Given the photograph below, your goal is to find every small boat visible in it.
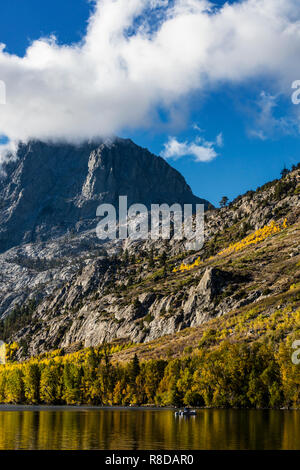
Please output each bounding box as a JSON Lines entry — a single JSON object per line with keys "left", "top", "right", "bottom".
{"left": 175, "top": 407, "right": 196, "bottom": 416}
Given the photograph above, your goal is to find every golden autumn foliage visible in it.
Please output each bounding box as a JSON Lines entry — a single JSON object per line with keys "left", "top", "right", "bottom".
{"left": 0, "top": 336, "right": 299, "bottom": 408}
{"left": 217, "top": 219, "right": 287, "bottom": 256}
{"left": 0, "top": 216, "right": 298, "bottom": 408}
{"left": 173, "top": 219, "right": 288, "bottom": 273}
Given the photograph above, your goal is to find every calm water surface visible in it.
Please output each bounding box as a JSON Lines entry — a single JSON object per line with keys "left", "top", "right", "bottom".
{"left": 0, "top": 407, "right": 299, "bottom": 450}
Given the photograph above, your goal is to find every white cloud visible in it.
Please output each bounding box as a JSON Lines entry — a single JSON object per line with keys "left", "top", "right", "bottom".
{"left": 162, "top": 132, "right": 220, "bottom": 162}
{"left": 0, "top": 0, "right": 300, "bottom": 148}
{"left": 0, "top": 139, "right": 18, "bottom": 166}
{"left": 162, "top": 138, "right": 191, "bottom": 160}
{"left": 192, "top": 123, "right": 204, "bottom": 132}
{"left": 248, "top": 91, "right": 297, "bottom": 139}
{"left": 216, "top": 132, "right": 223, "bottom": 147}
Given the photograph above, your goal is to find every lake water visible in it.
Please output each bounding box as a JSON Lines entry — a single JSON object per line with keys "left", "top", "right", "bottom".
{"left": 0, "top": 407, "right": 299, "bottom": 450}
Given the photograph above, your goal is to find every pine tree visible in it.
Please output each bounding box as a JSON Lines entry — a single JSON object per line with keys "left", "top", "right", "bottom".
{"left": 130, "top": 354, "right": 140, "bottom": 384}
{"left": 148, "top": 248, "right": 154, "bottom": 268}
{"left": 123, "top": 249, "right": 129, "bottom": 265}
{"left": 280, "top": 166, "right": 289, "bottom": 178}
{"left": 220, "top": 196, "right": 229, "bottom": 208}
{"left": 23, "top": 362, "right": 40, "bottom": 404}
{"left": 160, "top": 251, "right": 167, "bottom": 266}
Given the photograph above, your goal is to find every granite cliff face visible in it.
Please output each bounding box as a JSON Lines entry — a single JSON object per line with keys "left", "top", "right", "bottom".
{"left": 0, "top": 139, "right": 299, "bottom": 359}
{"left": 0, "top": 138, "right": 210, "bottom": 253}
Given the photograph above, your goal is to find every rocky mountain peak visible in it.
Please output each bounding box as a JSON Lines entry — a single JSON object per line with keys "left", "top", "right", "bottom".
{"left": 0, "top": 138, "right": 212, "bottom": 253}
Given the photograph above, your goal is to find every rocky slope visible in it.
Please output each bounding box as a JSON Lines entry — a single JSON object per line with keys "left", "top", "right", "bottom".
{"left": 0, "top": 161, "right": 299, "bottom": 358}
{"left": 0, "top": 137, "right": 211, "bottom": 321}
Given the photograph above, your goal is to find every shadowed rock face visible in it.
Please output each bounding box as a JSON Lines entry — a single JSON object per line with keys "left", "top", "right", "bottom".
{"left": 0, "top": 138, "right": 212, "bottom": 253}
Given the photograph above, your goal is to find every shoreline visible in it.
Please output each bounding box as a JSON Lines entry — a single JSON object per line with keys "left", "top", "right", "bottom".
{"left": 0, "top": 404, "right": 173, "bottom": 412}
{"left": 0, "top": 404, "right": 299, "bottom": 412}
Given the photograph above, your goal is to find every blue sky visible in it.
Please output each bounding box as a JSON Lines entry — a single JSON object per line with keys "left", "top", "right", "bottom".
{"left": 0, "top": 0, "right": 300, "bottom": 206}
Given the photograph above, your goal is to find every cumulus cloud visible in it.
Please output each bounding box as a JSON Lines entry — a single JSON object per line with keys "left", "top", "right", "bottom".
{"left": 0, "top": 0, "right": 300, "bottom": 149}
{"left": 162, "top": 131, "right": 222, "bottom": 162}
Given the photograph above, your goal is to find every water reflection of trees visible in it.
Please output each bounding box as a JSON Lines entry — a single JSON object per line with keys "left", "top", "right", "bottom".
{"left": 0, "top": 409, "right": 299, "bottom": 450}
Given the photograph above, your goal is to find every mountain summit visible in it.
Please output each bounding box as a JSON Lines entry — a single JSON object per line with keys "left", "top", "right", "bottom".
{"left": 0, "top": 138, "right": 212, "bottom": 253}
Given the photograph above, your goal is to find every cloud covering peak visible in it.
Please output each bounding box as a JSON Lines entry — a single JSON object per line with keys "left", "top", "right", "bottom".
{"left": 0, "top": 0, "right": 300, "bottom": 147}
